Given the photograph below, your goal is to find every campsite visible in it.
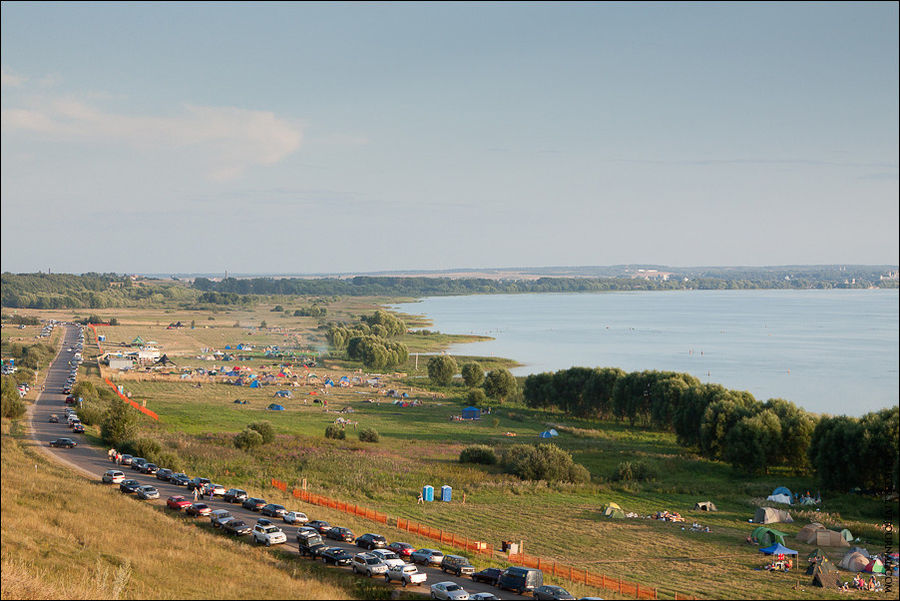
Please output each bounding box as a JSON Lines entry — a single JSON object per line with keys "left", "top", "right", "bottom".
{"left": 6, "top": 299, "right": 900, "bottom": 600}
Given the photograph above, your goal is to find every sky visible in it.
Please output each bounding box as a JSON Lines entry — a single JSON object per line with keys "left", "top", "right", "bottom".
{"left": 1, "top": 2, "right": 898, "bottom": 275}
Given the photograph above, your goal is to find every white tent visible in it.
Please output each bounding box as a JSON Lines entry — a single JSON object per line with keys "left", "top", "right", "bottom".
{"left": 766, "top": 493, "right": 792, "bottom": 505}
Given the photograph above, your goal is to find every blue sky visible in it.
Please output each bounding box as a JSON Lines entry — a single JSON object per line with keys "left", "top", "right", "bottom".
{"left": 2, "top": 2, "right": 897, "bottom": 274}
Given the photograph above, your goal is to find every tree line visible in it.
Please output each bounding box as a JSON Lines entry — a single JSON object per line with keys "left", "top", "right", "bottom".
{"left": 522, "top": 366, "right": 898, "bottom": 490}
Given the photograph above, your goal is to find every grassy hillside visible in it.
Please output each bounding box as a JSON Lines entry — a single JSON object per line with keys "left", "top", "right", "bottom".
{"left": 0, "top": 419, "right": 361, "bottom": 600}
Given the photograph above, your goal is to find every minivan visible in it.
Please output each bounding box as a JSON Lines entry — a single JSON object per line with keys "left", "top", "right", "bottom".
{"left": 498, "top": 567, "right": 543, "bottom": 594}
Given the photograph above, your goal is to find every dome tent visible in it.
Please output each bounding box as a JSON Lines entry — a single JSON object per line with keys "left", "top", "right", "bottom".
{"left": 603, "top": 502, "right": 625, "bottom": 519}
{"left": 754, "top": 506, "right": 793, "bottom": 524}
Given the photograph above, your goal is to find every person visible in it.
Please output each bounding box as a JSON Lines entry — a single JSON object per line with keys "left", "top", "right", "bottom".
{"left": 193, "top": 487, "right": 199, "bottom": 501}
{"left": 417, "top": 492, "right": 424, "bottom": 504}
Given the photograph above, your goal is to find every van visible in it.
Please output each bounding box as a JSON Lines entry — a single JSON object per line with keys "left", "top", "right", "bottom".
{"left": 440, "top": 554, "right": 476, "bottom": 577}
{"left": 498, "top": 567, "right": 543, "bottom": 594}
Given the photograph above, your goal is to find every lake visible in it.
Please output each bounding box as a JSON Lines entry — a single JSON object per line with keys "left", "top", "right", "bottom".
{"left": 389, "top": 289, "right": 898, "bottom": 416}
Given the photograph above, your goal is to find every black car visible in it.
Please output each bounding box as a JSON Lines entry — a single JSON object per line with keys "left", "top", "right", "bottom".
{"left": 156, "top": 468, "right": 174, "bottom": 481}
{"left": 532, "top": 585, "right": 575, "bottom": 601}
{"left": 140, "top": 463, "right": 159, "bottom": 475}
{"left": 307, "top": 520, "right": 331, "bottom": 535}
{"left": 188, "top": 477, "right": 211, "bottom": 491}
{"left": 170, "top": 474, "right": 191, "bottom": 486}
{"left": 319, "top": 547, "right": 352, "bottom": 566}
{"left": 119, "top": 479, "right": 142, "bottom": 493}
{"left": 130, "top": 458, "right": 147, "bottom": 471}
{"left": 48, "top": 415, "right": 60, "bottom": 423}
{"left": 355, "top": 533, "right": 387, "bottom": 550}
{"left": 223, "top": 488, "right": 248, "bottom": 503}
{"left": 471, "top": 567, "right": 503, "bottom": 585}
{"left": 325, "top": 527, "right": 354, "bottom": 542}
{"left": 49, "top": 438, "right": 76, "bottom": 448}
{"left": 241, "top": 498, "right": 267, "bottom": 511}
{"left": 223, "top": 519, "right": 252, "bottom": 536}
{"left": 260, "top": 504, "right": 286, "bottom": 517}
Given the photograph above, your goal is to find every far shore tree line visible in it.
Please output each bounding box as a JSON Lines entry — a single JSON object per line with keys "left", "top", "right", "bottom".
{"left": 522, "top": 366, "right": 899, "bottom": 491}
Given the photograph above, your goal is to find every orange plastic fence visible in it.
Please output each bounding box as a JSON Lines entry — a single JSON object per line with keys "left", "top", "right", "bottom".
{"left": 88, "top": 324, "right": 104, "bottom": 354}
{"left": 103, "top": 378, "right": 159, "bottom": 420}
{"left": 271, "top": 479, "right": 690, "bottom": 600}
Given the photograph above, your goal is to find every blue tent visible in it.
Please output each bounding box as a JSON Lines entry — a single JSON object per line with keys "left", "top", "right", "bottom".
{"left": 461, "top": 406, "right": 480, "bottom": 420}
{"left": 539, "top": 431, "right": 554, "bottom": 439}
{"left": 275, "top": 390, "right": 292, "bottom": 398}
{"left": 773, "top": 486, "right": 792, "bottom": 498}
{"left": 267, "top": 403, "right": 285, "bottom": 411}
{"left": 548, "top": 429, "right": 559, "bottom": 437}
{"left": 759, "top": 543, "right": 798, "bottom": 556}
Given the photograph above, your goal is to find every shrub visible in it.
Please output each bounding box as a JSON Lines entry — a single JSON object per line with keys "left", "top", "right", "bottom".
{"left": 461, "top": 362, "right": 484, "bottom": 388}
{"left": 612, "top": 460, "right": 657, "bottom": 482}
{"left": 248, "top": 421, "right": 275, "bottom": 444}
{"left": 100, "top": 399, "right": 138, "bottom": 448}
{"left": 427, "top": 355, "right": 458, "bottom": 386}
{"left": 358, "top": 428, "right": 380, "bottom": 443}
{"left": 130, "top": 437, "right": 162, "bottom": 460}
{"left": 325, "top": 425, "right": 346, "bottom": 440}
{"left": 1, "top": 392, "right": 25, "bottom": 419}
{"left": 459, "top": 445, "right": 497, "bottom": 465}
{"left": 467, "top": 389, "right": 487, "bottom": 406}
{"left": 234, "top": 428, "right": 264, "bottom": 450}
{"left": 501, "top": 443, "right": 590, "bottom": 483}
{"left": 484, "top": 368, "right": 517, "bottom": 402}
{"left": 77, "top": 402, "right": 104, "bottom": 426}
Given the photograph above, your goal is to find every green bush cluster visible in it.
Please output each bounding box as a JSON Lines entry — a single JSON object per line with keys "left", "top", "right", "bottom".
{"left": 358, "top": 428, "right": 380, "bottom": 443}
{"left": 501, "top": 443, "right": 590, "bottom": 483}
{"left": 325, "top": 425, "right": 346, "bottom": 440}
{"left": 459, "top": 445, "right": 497, "bottom": 465}
{"left": 612, "top": 460, "right": 657, "bottom": 482}
{"left": 234, "top": 428, "right": 264, "bottom": 450}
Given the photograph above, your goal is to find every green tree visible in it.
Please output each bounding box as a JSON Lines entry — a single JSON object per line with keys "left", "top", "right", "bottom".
{"left": 483, "top": 368, "right": 517, "bottom": 402}
{"left": 461, "top": 362, "right": 485, "bottom": 388}
{"left": 724, "top": 409, "right": 782, "bottom": 474}
{"left": 467, "top": 388, "right": 487, "bottom": 407}
{"left": 427, "top": 355, "right": 458, "bottom": 386}
{"left": 101, "top": 399, "right": 138, "bottom": 448}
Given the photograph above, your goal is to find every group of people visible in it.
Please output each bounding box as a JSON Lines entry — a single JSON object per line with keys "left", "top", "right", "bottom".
{"left": 848, "top": 573, "right": 882, "bottom": 591}
{"left": 107, "top": 448, "right": 122, "bottom": 464}
{"left": 655, "top": 510, "right": 685, "bottom": 522}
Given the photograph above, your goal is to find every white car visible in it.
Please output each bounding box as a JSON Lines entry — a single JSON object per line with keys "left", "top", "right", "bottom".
{"left": 282, "top": 511, "right": 308, "bottom": 524}
{"left": 203, "top": 483, "right": 226, "bottom": 497}
{"left": 384, "top": 563, "right": 427, "bottom": 587}
{"left": 431, "top": 582, "right": 469, "bottom": 600}
{"left": 251, "top": 523, "right": 287, "bottom": 547}
{"left": 351, "top": 553, "right": 389, "bottom": 577}
{"left": 102, "top": 470, "right": 125, "bottom": 484}
{"left": 370, "top": 549, "right": 405, "bottom": 568}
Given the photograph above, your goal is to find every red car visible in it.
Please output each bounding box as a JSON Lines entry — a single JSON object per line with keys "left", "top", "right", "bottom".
{"left": 166, "top": 496, "right": 192, "bottom": 511}
{"left": 186, "top": 503, "right": 212, "bottom": 517}
{"left": 388, "top": 542, "right": 415, "bottom": 558}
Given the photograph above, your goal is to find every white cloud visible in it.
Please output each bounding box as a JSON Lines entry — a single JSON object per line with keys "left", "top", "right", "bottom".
{"left": 1, "top": 96, "right": 302, "bottom": 180}
{"left": 1, "top": 66, "right": 25, "bottom": 87}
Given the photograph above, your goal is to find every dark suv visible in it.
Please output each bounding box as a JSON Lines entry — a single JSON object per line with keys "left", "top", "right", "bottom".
{"left": 297, "top": 528, "right": 326, "bottom": 557}
{"left": 260, "top": 503, "right": 286, "bottom": 517}
{"left": 355, "top": 533, "right": 387, "bottom": 550}
{"left": 188, "top": 477, "right": 211, "bottom": 492}
{"left": 242, "top": 497, "right": 267, "bottom": 511}
{"left": 224, "top": 488, "right": 248, "bottom": 503}
{"left": 441, "top": 554, "right": 476, "bottom": 577}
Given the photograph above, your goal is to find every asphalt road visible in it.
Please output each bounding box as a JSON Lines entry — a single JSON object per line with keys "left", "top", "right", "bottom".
{"left": 31, "top": 325, "right": 534, "bottom": 601}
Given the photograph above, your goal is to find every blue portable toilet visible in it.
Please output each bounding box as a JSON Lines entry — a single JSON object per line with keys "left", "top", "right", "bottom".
{"left": 422, "top": 485, "right": 434, "bottom": 502}
{"left": 440, "top": 485, "right": 452, "bottom": 502}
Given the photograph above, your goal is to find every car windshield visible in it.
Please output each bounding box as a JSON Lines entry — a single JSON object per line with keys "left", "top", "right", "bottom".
{"left": 366, "top": 558, "right": 380, "bottom": 564}
{"left": 446, "top": 585, "right": 461, "bottom": 591}
{"left": 262, "top": 526, "right": 277, "bottom": 533}
{"left": 382, "top": 552, "right": 398, "bottom": 559}
{"left": 403, "top": 566, "right": 417, "bottom": 573}
{"left": 194, "top": 504, "right": 208, "bottom": 509}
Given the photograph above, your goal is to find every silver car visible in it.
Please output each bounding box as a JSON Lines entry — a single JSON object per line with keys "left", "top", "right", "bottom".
{"left": 136, "top": 485, "right": 159, "bottom": 500}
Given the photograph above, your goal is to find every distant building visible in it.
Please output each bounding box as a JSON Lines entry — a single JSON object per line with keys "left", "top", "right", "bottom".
{"left": 630, "top": 269, "right": 672, "bottom": 281}
{"left": 108, "top": 356, "right": 133, "bottom": 370}
{"left": 881, "top": 270, "right": 898, "bottom": 281}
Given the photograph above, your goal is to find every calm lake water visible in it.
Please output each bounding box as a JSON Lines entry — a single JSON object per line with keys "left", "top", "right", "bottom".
{"left": 389, "top": 289, "right": 899, "bottom": 417}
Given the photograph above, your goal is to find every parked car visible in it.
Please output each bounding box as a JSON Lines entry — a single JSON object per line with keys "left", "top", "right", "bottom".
{"left": 296, "top": 528, "right": 326, "bottom": 557}
{"left": 355, "top": 533, "right": 387, "bottom": 550}
{"left": 187, "top": 477, "right": 211, "bottom": 491}
{"left": 471, "top": 567, "right": 503, "bottom": 586}
{"left": 241, "top": 497, "right": 267, "bottom": 511}
{"left": 72, "top": 423, "right": 85, "bottom": 434}
{"left": 136, "top": 485, "right": 159, "bottom": 500}
{"left": 532, "top": 585, "right": 575, "bottom": 600}
{"left": 156, "top": 468, "right": 173, "bottom": 481}
{"left": 431, "top": 582, "right": 470, "bottom": 601}
{"left": 170, "top": 473, "right": 190, "bottom": 486}
{"left": 319, "top": 547, "right": 353, "bottom": 566}
{"left": 49, "top": 438, "right": 76, "bottom": 448}
{"left": 203, "top": 483, "right": 225, "bottom": 498}
{"left": 351, "top": 553, "right": 388, "bottom": 577}
{"left": 223, "top": 488, "right": 248, "bottom": 503}
{"left": 260, "top": 503, "right": 286, "bottom": 518}
{"left": 223, "top": 520, "right": 252, "bottom": 536}
{"left": 130, "top": 458, "right": 147, "bottom": 471}
{"left": 325, "top": 527, "right": 354, "bottom": 542}
{"left": 410, "top": 548, "right": 444, "bottom": 566}
{"left": 497, "top": 567, "right": 543, "bottom": 595}
{"left": 102, "top": 470, "right": 125, "bottom": 484}
{"left": 388, "top": 542, "right": 415, "bottom": 559}
{"left": 166, "top": 496, "right": 192, "bottom": 511}
{"left": 307, "top": 520, "right": 331, "bottom": 535}
{"left": 140, "top": 463, "right": 159, "bottom": 475}
{"left": 441, "top": 555, "right": 475, "bottom": 577}
{"left": 119, "top": 479, "right": 141, "bottom": 494}
{"left": 186, "top": 503, "right": 212, "bottom": 517}
{"left": 210, "top": 509, "right": 233, "bottom": 528}
{"left": 283, "top": 511, "right": 308, "bottom": 525}
{"left": 384, "top": 563, "right": 428, "bottom": 587}
{"left": 48, "top": 414, "right": 60, "bottom": 423}
{"left": 469, "top": 594, "right": 500, "bottom": 601}
{"left": 119, "top": 454, "right": 134, "bottom": 466}
{"left": 252, "top": 523, "right": 287, "bottom": 546}
{"left": 370, "top": 549, "right": 405, "bottom": 568}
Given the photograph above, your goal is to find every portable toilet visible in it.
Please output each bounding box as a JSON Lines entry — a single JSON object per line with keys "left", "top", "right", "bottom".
{"left": 441, "top": 485, "right": 452, "bottom": 502}
{"left": 422, "top": 485, "right": 434, "bottom": 502}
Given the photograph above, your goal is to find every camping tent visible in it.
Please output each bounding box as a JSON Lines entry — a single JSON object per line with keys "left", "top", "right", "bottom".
{"left": 152, "top": 354, "right": 176, "bottom": 367}
{"left": 864, "top": 559, "right": 885, "bottom": 574}
{"left": 694, "top": 501, "right": 718, "bottom": 511}
{"left": 848, "top": 546, "right": 871, "bottom": 558}
{"left": 815, "top": 530, "right": 849, "bottom": 548}
{"left": 755, "top": 507, "right": 793, "bottom": 524}
{"left": 840, "top": 529, "right": 853, "bottom": 542}
{"left": 759, "top": 543, "right": 798, "bottom": 556}
{"left": 797, "top": 523, "right": 827, "bottom": 544}
{"left": 800, "top": 497, "right": 818, "bottom": 506}
{"left": 766, "top": 493, "right": 793, "bottom": 505}
{"left": 752, "top": 526, "right": 786, "bottom": 547}
{"left": 266, "top": 403, "right": 285, "bottom": 411}
{"left": 806, "top": 558, "right": 837, "bottom": 575}
{"left": 249, "top": 380, "right": 260, "bottom": 388}
{"left": 461, "top": 407, "right": 481, "bottom": 420}
{"left": 603, "top": 503, "right": 625, "bottom": 519}
{"left": 772, "top": 486, "right": 793, "bottom": 498}
{"left": 810, "top": 562, "right": 841, "bottom": 588}
{"left": 838, "top": 551, "right": 870, "bottom": 572}
{"left": 538, "top": 431, "right": 554, "bottom": 439}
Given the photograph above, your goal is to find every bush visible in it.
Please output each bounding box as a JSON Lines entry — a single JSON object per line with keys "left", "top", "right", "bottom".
{"left": 234, "top": 428, "right": 264, "bottom": 450}
{"left": 461, "top": 362, "right": 484, "bottom": 388}
{"left": 325, "top": 425, "right": 346, "bottom": 440}
{"left": 459, "top": 445, "right": 497, "bottom": 465}
{"left": 427, "top": 355, "right": 458, "bottom": 386}
{"left": 1, "top": 392, "right": 25, "bottom": 419}
{"left": 130, "top": 437, "right": 163, "bottom": 460}
{"left": 77, "top": 402, "right": 104, "bottom": 426}
{"left": 100, "top": 399, "right": 138, "bottom": 448}
{"left": 248, "top": 421, "right": 275, "bottom": 444}
{"left": 467, "top": 389, "right": 487, "bottom": 406}
{"left": 612, "top": 460, "right": 657, "bottom": 482}
{"left": 358, "top": 428, "right": 380, "bottom": 443}
{"left": 501, "top": 443, "right": 590, "bottom": 483}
